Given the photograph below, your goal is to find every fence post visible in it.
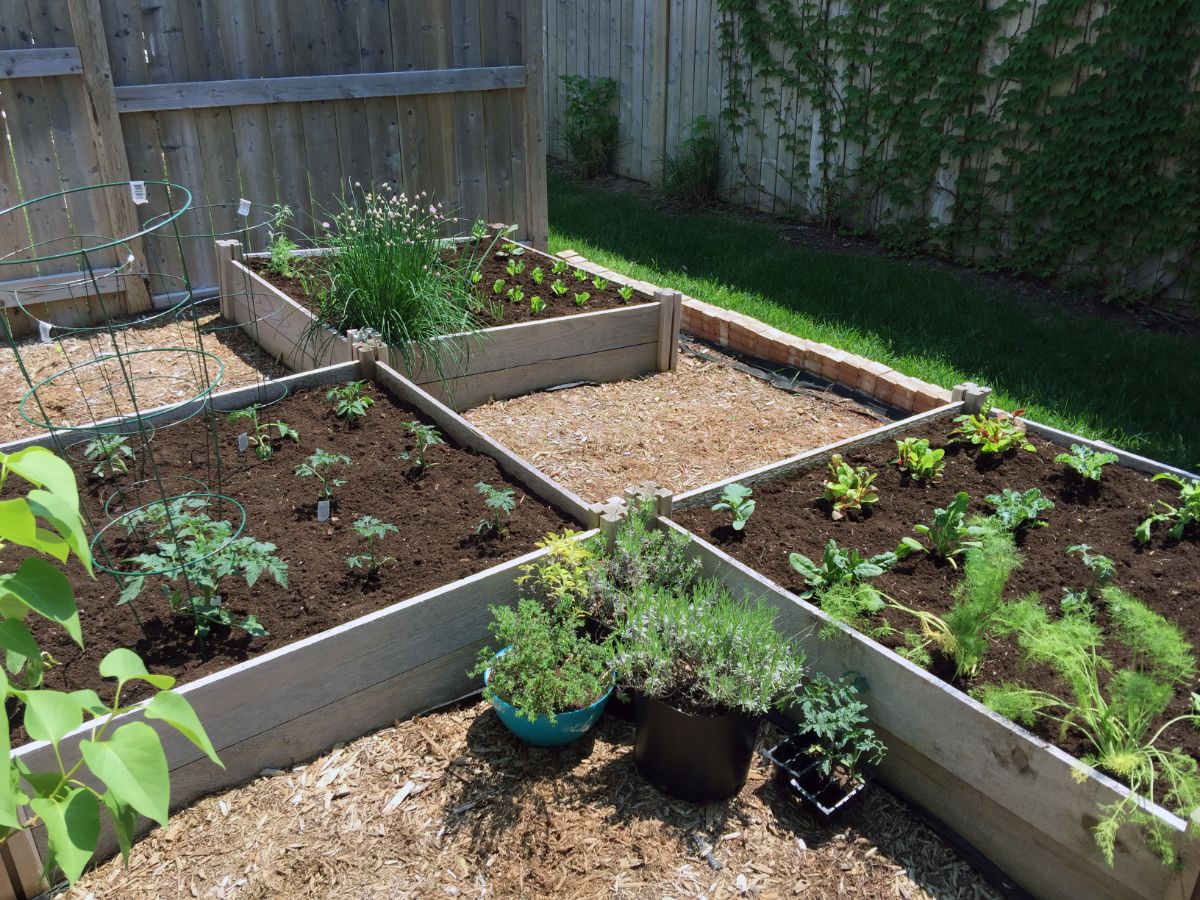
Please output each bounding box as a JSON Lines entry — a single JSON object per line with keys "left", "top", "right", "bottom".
{"left": 648, "top": 0, "right": 671, "bottom": 187}
{"left": 523, "top": 0, "right": 549, "bottom": 250}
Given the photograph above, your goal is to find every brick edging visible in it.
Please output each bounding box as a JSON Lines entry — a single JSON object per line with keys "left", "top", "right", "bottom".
{"left": 552, "top": 250, "right": 952, "bottom": 414}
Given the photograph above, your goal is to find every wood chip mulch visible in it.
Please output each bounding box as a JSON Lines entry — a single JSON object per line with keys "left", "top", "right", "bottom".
{"left": 464, "top": 355, "right": 884, "bottom": 503}
{"left": 0, "top": 312, "right": 288, "bottom": 444}
{"left": 67, "top": 701, "right": 1000, "bottom": 900}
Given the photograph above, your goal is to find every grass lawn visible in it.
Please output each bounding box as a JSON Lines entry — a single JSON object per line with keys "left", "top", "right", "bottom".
{"left": 547, "top": 175, "right": 1199, "bottom": 471}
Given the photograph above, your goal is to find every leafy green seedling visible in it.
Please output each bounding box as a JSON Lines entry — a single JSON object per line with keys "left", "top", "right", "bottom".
{"left": 475, "top": 481, "right": 516, "bottom": 536}
{"left": 266, "top": 204, "right": 298, "bottom": 278}
{"left": 346, "top": 515, "right": 398, "bottom": 574}
{"left": 551, "top": 258, "right": 568, "bottom": 275}
{"left": 789, "top": 539, "right": 898, "bottom": 598}
{"left": 901, "top": 491, "right": 983, "bottom": 568}
{"left": 950, "top": 408, "right": 1036, "bottom": 454}
{"left": 823, "top": 454, "right": 879, "bottom": 520}
{"left": 1056, "top": 444, "right": 1119, "bottom": 482}
{"left": 531, "top": 266, "right": 544, "bottom": 285}
{"left": 892, "top": 436, "right": 945, "bottom": 482}
{"left": 295, "top": 449, "right": 351, "bottom": 501}
{"left": 492, "top": 278, "right": 506, "bottom": 295}
{"left": 1137, "top": 473, "right": 1200, "bottom": 543}
{"left": 227, "top": 406, "right": 299, "bottom": 460}
{"left": 592, "top": 276, "right": 609, "bottom": 291}
{"left": 505, "top": 258, "right": 525, "bottom": 278}
{"left": 470, "top": 270, "right": 483, "bottom": 284}
{"left": 500, "top": 241, "right": 525, "bottom": 257}
{"left": 572, "top": 267, "right": 588, "bottom": 281}
{"left": 506, "top": 286, "right": 526, "bottom": 304}
{"left": 530, "top": 296, "right": 546, "bottom": 313}
{"left": 711, "top": 482, "right": 755, "bottom": 531}
{"left": 573, "top": 291, "right": 590, "bottom": 307}
{"left": 1067, "top": 544, "right": 1116, "bottom": 586}
{"left": 398, "top": 421, "right": 444, "bottom": 471}
{"left": 793, "top": 672, "right": 886, "bottom": 784}
{"left": 550, "top": 278, "right": 568, "bottom": 297}
{"left": 326, "top": 381, "right": 374, "bottom": 425}
{"left": 84, "top": 434, "right": 134, "bottom": 479}
{"left": 617, "top": 285, "right": 635, "bottom": 303}
{"left": 986, "top": 487, "right": 1054, "bottom": 530}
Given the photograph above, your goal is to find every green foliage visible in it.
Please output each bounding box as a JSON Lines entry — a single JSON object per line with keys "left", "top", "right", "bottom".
{"left": 1066, "top": 544, "right": 1115, "bottom": 587}
{"left": 949, "top": 409, "right": 1036, "bottom": 454}
{"left": 985, "top": 487, "right": 1054, "bottom": 530}
{"left": 265, "top": 204, "right": 299, "bottom": 278}
{"left": 516, "top": 531, "right": 599, "bottom": 616}
{"left": 592, "top": 275, "right": 609, "bottom": 291}
{"left": 822, "top": 454, "right": 879, "bottom": 519}
{"left": 793, "top": 673, "right": 886, "bottom": 782}
{"left": 1055, "top": 444, "right": 1118, "bottom": 482}
{"left": 715, "top": 0, "right": 1200, "bottom": 304}
{"left": 662, "top": 116, "right": 722, "bottom": 206}
{"left": 492, "top": 278, "right": 506, "bottom": 295}
{"left": 120, "top": 498, "right": 284, "bottom": 638}
{"left": 475, "top": 482, "right": 516, "bottom": 536}
{"left": 614, "top": 579, "right": 807, "bottom": 715}
{"left": 345, "top": 515, "right": 398, "bottom": 574}
{"left": 1137, "top": 473, "right": 1200, "bottom": 543}
{"left": 902, "top": 491, "right": 981, "bottom": 568}
{"left": 982, "top": 590, "right": 1200, "bottom": 866}
{"left": 506, "top": 286, "right": 526, "bottom": 305}
{"left": 531, "top": 266, "right": 544, "bottom": 285}
{"left": 295, "top": 449, "right": 351, "bottom": 501}
{"left": 573, "top": 267, "right": 589, "bottom": 282}
{"left": 573, "top": 291, "right": 590, "bottom": 307}
{"left": 788, "top": 539, "right": 897, "bottom": 599}
{"left": 83, "top": 435, "right": 134, "bottom": 479}
{"left": 617, "top": 285, "right": 635, "bottom": 302}
{"left": 891, "top": 437, "right": 944, "bottom": 482}
{"left": 559, "top": 75, "right": 619, "bottom": 178}
{"left": 326, "top": 381, "right": 374, "bottom": 425}
{"left": 712, "top": 482, "right": 756, "bottom": 531}
{"left": 505, "top": 257, "right": 525, "bottom": 278}
{"left": 550, "top": 278, "right": 568, "bottom": 297}
{"left": 398, "top": 420, "right": 444, "bottom": 471}
{"left": 551, "top": 258, "right": 568, "bottom": 276}
{"left": 473, "top": 600, "right": 611, "bottom": 723}
{"left": 529, "top": 295, "right": 547, "bottom": 314}
{"left": 227, "top": 406, "right": 299, "bottom": 461}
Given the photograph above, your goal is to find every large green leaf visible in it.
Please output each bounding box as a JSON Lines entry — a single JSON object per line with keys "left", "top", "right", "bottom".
{"left": 145, "top": 690, "right": 223, "bottom": 767}
{"left": 0, "top": 619, "right": 43, "bottom": 687}
{"left": 0, "top": 557, "right": 81, "bottom": 646}
{"left": 0, "top": 669, "right": 19, "bottom": 830}
{"left": 26, "top": 490, "right": 92, "bottom": 576}
{"left": 22, "top": 690, "right": 84, "bottom": 745}
{"left": 29, "top": 788, "right": 99, "bottom": 884}
{"left": 101, "top": 789, "right": 138, "bottom": 866}
{"left": 0, "top": 498, "right": 37, "bottom": 549}
{"left": 99, "top": 648, "right": 175, "bottom": 691}
{"left": 4, "top": 447, "right": 78, "bottom": 508}
{"left": 79, "top": 722, "right": 169, "bottom": 826}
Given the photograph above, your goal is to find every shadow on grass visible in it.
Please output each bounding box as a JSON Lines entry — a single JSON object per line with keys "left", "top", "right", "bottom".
{"left": 547, "top": 176, "right": 1199, "bottom": 470}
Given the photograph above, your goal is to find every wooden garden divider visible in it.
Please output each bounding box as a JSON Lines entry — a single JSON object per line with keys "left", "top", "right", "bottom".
{"left": 0, "top": 0, "right": 547, "bottom": 339}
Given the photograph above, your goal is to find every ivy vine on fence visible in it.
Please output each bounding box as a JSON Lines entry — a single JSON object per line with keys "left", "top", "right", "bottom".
{"left": 716, "top": 0, "right": 1200, "bottom": 305}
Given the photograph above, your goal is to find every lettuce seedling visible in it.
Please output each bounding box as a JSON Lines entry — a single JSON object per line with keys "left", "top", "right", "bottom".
{"left": 505, "top": 257, "right": 525, "bottom": 277}
{"left": 506, "top": 286, "right": 525, "bottom": 304}
{"left": 550, "top": 278, "right": 568, "bottom": 297}
{"left": 551, "top": 258, "right": 568, "bottom": 275}
{"left": 476, "top": 481, "right": 516, "bottom": 536}
{"left": 531, "top": 266, "right": 544, "bottom": 285}
{"left": 530, "top": 295, "right": 546, "bottom": 313}
{"left": 492, "top": 278, "right": 506, "bottom": 295}
{"left": 592, "top": 275, "right": 609, "bottom": 290}
{"left": 1137, "top": 473, "right": 1200, "bottom": 543}
{"left": 711, "top": 482, "right": 755, "bottom": 530}
{"left": 823, "top": 454, "right": 879, "bottom": 519}
{"left": 572, "top": 267, "right": 588, "bottom": 281}
{"left": 617, "top": 285, "right": 634, "bottom": 303}
{"left": 1056, "top": 444, "right": 1118, "bottom": 481}
{"left": 573, "top": 291, "right": 590, "bottom": 307}
{"left": 83, "top": 434, "right": 134, "bottom": 478}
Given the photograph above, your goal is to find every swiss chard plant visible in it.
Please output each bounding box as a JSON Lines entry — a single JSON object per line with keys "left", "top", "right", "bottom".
{"left": 949, "top": 407, "right": 1036, "bottom": 454}
{"left": 398, "top": 420, "right": 444, "bottom": 472}
{"left": 326, "top": 381, "right": 374, "bottom": 425}
{"left": 789, "top": 539, "right": 898, "bottom": 599}
{"left": 891, "top": 436, "right": 945, "bottom": 482}
{"left": 345, "top": 515, "right": 398, "bottom": 575}
{"left": 793, "top": 673, "right": 886, "bottom": 785}
{"left": 985, "top": 487, "right": 1054, "bottom": 530}
{"left": 83, "top": 434, "right": 135, "bottom": 479}
{"left": 1136, "top": 473, "right": 1200, "bottom": 543}
{"left": 295, "top": 449, "right": 351, "bottom": 501}
{"left": 900, "top": 491, "right": 983, "bottom": 568}
{"left": 711, "top": 482, "right": 755, "bottom": 531}
{"left": 1055, "top": 444, "right": 1118, "bottom": 482}
{"left": 822, "top": 454, "right": 879, "bottom": 520}
{"left": 227, "top": 405, "right": 299, "bottom": 461}
{"left": 120, "top": 498, "right": 284, "bottom": 638}
{"left": 476, "top": 481, "right": 516, "bottom": 536}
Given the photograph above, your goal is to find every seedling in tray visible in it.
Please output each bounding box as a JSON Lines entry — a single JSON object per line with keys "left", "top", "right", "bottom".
{"left": 345, "top": 515, "right": 399, "bottom": 575}
{"left": 228, "top": 405, "right": 299, "bottom": 460}
{"left": 711, "top": 482, "right": 755, "bottom": 531}
{"left": 823, "top": 454, "right": 879, "bottom": 519}
{"left": 326, "top": 381, "right": 374, "bottom": 425}
{"left": 295, "top": 448, "right": 351, "bottom": 501}
{"left": 475, "top": 481, "right": 516, "bottom": 536}
{"left": 83, "top": 434, "right": 135, "bottom": 479}
{"left": 892, "top": 436, "right": 945, "bottom": 482}
{"left": 1056, "top": 443, "right": 1118, "bottom": 482}
{"left": 1136, "top": 473, "right": 1200, "bottom": 543}
{"left": 398, "top": 420, "right": 445, "bottom": 471}
{"left": 949, "top": 407, "right": 1035, "bottom": 454}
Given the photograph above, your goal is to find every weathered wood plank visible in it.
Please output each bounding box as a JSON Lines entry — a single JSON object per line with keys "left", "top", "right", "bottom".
{"left": 0, "top": 46, "right": 81, "bottom": 78}
{"left": 521, "top": 0, "right": 548, "bottom": 247}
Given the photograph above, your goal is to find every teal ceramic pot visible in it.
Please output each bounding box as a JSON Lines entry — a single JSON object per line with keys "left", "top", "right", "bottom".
{"left": 484, "top": 648, "right": 613, "bottom": 747}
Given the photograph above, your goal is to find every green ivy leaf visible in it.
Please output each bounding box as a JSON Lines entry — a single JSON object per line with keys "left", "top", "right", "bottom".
{"left": 145, "top": 690, "right": 223, "bottom": 768}
{"left": 30, "top": 787, "right": 99, "bottom": 884}
{"left": 79, "top": 721, "right": 170, "bottom": 826}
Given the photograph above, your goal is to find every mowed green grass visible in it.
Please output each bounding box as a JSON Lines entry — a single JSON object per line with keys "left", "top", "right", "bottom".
{"left": 547, "top": 175, "right": 1199, "bottom": 471}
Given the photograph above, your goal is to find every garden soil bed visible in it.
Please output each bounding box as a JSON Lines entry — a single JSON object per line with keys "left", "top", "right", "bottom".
{"left": 245, "top": 243, "right": 649, "bottom": 330}
{"left": 64, "top": 699, "right": 1001, "bottom": 900}
{"left": 464, "top": 354, "right": 885, "bottom": 502}
{"left": 5, "top": 383, "right": 570, "bottom": 727}
{"left": 673, "top": 423, "right": 1200, "bottom": 764}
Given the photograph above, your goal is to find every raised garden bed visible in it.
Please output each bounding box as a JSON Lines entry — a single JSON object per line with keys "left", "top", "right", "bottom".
{"left": 664, "top": 406, "right": 1200, "bottom": 900}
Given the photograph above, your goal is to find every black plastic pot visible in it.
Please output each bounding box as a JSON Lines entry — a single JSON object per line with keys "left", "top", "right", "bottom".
{"left": 633, "top": 693, "right": 759, "bottom": 802}
{"left": 762, "top": 734, "right": 870, "bottom": 821}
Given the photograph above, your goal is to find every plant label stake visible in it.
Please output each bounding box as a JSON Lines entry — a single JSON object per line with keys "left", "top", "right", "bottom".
{"left": 37, "top": 319, "right": 53, "bottom": 344}
{"left": 237, "top": 433, "right": 249, "bottom": 453}
{"left": 129, "top": 180, "right": 148, "bottom": 205}
{"left": 317, "top": 499, "right": 331, "bottom": 523}
{"left": 237, "top": 198, "right": 251, "bottom": 217}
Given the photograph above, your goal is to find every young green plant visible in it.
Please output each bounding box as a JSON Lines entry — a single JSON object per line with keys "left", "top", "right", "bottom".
{"left": 711, "top": 482, "right": 755, "bottom": 531}
{"left": 892, "top": 436, "right": 945, "bottom": 482}
{"left": 476, "top": 481, "right": 516, "bottom": 536}
{"left": 1136, "top": 473, "right": 1200, "bottom": 542}
{"left": 986, "top": 487, "right": 1054, "bottom": 530}
{"left": 398, "top": 420, "right": 444, "bottom": 472}
{"left": 617, "top": 285, "right": 635, "bottom": 303}
{"left": 949, "top": 407, "right": 1036, "bottom": 454}
{"left": 789, "top": 539, "right": 898, "bottom": 599}
{"left": 550, "top": 278, "right": 568, "bottom": 297}
{"left": 793, "top": 673, "right": 886, "bottom": 785}
{"left": 326, "top": 381, "right": 374, "bottom": 425}
{"left": 83, "top": 434, "right": 135, "bottom": 479}
{"left": 1056, "top": 444, "right": 1118, "bottom": 482}
{"left": 573, "top": 291, "right": 590, "bottom": 307}
{"left": 823, "top": 454, "right": 879, "bottom": 519}
{"left": 295, "top": 449, "right": 351, "bottom": 501}
{"left": 900, "top": 491, "right": 983, "bottom": 568}
{"left": 345, "top": 515, "right": 398, "bottom": 575}
{"left": 227, "top": 405, "right": 299, "bottom": 461}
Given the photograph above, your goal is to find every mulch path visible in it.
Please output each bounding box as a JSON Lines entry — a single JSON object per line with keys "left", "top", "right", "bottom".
{"left": 9, "top": 383, "right": 569, "bottom": 721}
{"left": 672, "top": 422, "right": 1200, "bottom": 763}
{"left": 464, "top": 354, "right": 885, "bottom": 503}
{"left": 65, "top": 700, "right": 1001, "bottom": 900}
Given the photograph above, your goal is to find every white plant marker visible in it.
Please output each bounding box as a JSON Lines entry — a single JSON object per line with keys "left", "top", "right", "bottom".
{"left": 237, "top": 198, "right": 251, "bottom": 217}
{"left": 129, "top": 181, "right": 148, "bottom": 205}
{"left": 37, "top": 320, "right": 52, "bottom": 343}
{"left": 317, "top": 499, "right": 331, "bottom": 523}
{"left": 237, "top": 433, "right": 249, "bottom": 453}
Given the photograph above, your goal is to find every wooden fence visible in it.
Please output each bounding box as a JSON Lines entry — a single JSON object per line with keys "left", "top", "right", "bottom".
{"left": 0, "top": 0, "right": 547, "bottom": 338}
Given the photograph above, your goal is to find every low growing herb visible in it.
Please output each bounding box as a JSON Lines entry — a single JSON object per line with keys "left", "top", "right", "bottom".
{"left": 573, "top": 291, "right": 590, "bottom": 307}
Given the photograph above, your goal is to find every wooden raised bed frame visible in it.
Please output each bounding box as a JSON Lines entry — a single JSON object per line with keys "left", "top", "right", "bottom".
{"left": 217, "top": 240, "right": 683, "bottom": 411}
{"left": 5, "top": 355, "right": 595, "bottom": 869}
{"left": 667, "top": 404, "right": 1200, "bottom": 900}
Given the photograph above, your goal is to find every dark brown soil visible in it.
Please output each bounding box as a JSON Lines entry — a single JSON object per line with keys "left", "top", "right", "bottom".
{"left": 672, "top": 424, "right": 1200, "bottom": 764}
{"left": 245, "top": 244, "right": 648, "bottom": 331}
{"left": 8, "top": 383, "right": 570, "bottom": 735}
